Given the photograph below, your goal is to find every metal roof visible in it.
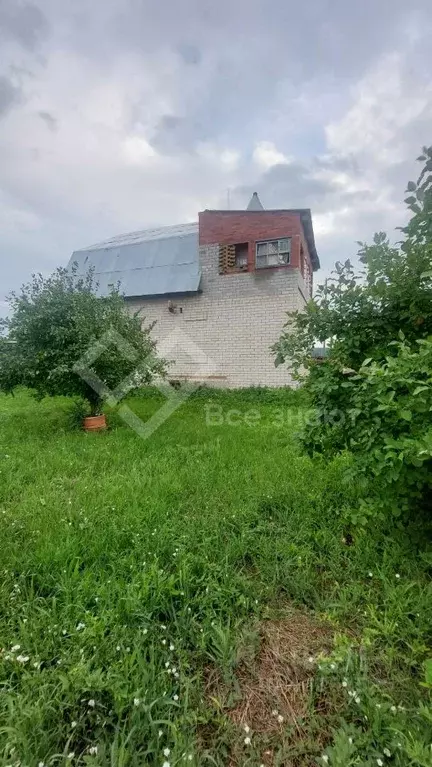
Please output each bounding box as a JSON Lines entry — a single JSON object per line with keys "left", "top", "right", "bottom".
{"left": 68, "top": 223, "right": 201, "bottom": 298}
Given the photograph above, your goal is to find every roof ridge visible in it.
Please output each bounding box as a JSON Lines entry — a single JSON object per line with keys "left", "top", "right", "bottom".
{"left": 76, "top": 222, "right": 198, "bottom": 253}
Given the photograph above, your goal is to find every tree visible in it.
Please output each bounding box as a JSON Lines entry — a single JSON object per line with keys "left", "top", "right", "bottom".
{"left": 0, "top": 265, "right": 165, "bottom": 415}
{"left": 273, "top": 149, "right": 432, "bottom": 521}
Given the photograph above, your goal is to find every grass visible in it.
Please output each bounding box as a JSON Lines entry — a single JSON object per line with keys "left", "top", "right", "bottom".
{"left": 0, "top": 388, "right": 431, "bottom": 766}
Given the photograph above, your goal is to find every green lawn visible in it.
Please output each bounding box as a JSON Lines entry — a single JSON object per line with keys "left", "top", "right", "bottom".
{"left": 0, "top": 389, "right": 431, "bottom": 766}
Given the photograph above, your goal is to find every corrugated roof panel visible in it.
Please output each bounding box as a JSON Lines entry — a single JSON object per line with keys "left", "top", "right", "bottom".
{"left": 67, "top": 225, "right": 201, "bottom": 298}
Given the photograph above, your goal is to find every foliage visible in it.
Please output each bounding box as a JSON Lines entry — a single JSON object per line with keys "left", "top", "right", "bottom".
{"left": 0, "top": 389, "right": 431, "bottom": 764}
{"left": 345, "top": 338, "right": 432, "bottom": 523}
{"left": 0, "top": 266, "right": 165, "bottom": 414}
{"left": 274, "top": 149, "right": 432, "bottom": 520}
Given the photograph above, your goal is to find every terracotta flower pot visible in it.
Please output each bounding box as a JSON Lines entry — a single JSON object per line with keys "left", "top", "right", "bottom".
{"left": 83, "top": 414, "right": 107, "bottom": 432}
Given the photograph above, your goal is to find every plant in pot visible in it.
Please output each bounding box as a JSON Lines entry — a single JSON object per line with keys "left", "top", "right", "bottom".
{"left": 0, "top": 265, "right": 166, "bottom": 429}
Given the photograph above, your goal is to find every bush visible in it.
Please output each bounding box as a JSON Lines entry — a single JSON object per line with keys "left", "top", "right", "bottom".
{"left": 274, "top": 148, "right": 432, "bottom": 522}
{"left": 305, "top": 338, "right": 432, "bottom": 524}
{"left": 0, "top": 265, "right": 165, "bottom": 415}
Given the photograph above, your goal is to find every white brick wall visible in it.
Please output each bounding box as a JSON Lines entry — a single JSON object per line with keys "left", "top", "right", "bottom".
{"left": 127, "top": 244, "right": 306, "bottom": 388}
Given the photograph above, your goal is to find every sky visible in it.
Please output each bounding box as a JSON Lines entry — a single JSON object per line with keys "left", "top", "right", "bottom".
{"left": 1, "top": 0, "right": 431, "bottom": 312}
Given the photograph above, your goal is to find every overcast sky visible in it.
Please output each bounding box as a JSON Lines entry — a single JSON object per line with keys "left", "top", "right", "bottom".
{"left": 1, "top": 0, "right": 431, "bottom": 310}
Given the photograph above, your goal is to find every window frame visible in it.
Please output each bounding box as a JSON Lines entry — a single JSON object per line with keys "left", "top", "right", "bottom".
{"left": 255, "top": 237, "right": 291, "bottom": 269}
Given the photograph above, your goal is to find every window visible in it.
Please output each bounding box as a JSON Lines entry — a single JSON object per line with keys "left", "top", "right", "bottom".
{"left": 234, "top": 243, "right": 248, "bottom": 269}
{"left": 256, "top": 238, "right": 291, "bottom": 268}
{"left": 219, "top": 242, "right": 249, "bottom": 273}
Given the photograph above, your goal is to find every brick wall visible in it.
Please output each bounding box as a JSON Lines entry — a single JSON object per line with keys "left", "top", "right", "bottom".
{"left": 127, "top": 238, "right": 308, "bottom": 389}
{"left": 199, "top": 210, "right": 313, "bottom": 277}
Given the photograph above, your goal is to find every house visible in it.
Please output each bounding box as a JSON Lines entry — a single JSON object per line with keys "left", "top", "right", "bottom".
{"left": 67, "top": 193, "right": 319, "bottom": 387}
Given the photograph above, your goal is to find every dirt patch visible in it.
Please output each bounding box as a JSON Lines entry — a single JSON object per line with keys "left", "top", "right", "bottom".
{"left": 205, "top": 609, "right": 335, "bottom": 757}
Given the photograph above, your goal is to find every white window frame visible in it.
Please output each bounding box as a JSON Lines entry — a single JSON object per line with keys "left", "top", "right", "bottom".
{"left": 255, "top": 238, "right": 291, "bottom": 268}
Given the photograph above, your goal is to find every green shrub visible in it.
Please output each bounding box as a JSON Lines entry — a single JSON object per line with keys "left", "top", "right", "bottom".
{"left": 274, "top": 148, "right": 432, "bottom": 523}
{"left": 0, "top": 265, "right": 165, "bottom": 415}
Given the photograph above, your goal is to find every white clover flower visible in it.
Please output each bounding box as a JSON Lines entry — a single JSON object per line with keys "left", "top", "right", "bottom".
{"left": 163, "top": 748, "right": 170, "bottom": 756}
{"left": 308, "top": 656, "right": 314, "bottom": 663}
{"left": 368, "top": 572, "right": 373, "bottom": 577}
{"left": 89, "top": 746, "right": 98, "bottom": 755}
{"left": 169, "top": 644, "right": 175, "bottom": 651}
{"left": 67, "top": 754, "right": 75, "bottom": 760}
{"left": 395, "top": 574, "right": 400, "bottom": 579}
{"left": 355, "top": 696, "right": 361, "bottom": 704}
{"left": 271, "top": 709, "right": 278, "bottom": 716}
{"left": 342, "top": 680, "right": 348, "bottom": 687}
{"left": 162, "top": 640, "right": 167, "bottom": 646}
{"left": 330, "top": 663, "right": 336, "bottom": 670}
{"left": 76, "top": 623, "right": 85, "bottom": 631}
{"left": 143, "top": 628, "right": 148, "bottom": 635}
{"left": 244, "top": 737, "right": 251, "bottom": 745}
{"left": 243, "top": 724, "right": 250, "bottom": 734}
{"left": 162, "top": 762, "right": 170, "bottom": 767}
{"left": 377, "top": 760, "right": 383, "bottom": 767}
{"left": 173, "top": 694, "right": 179, "bottom": 701}
{"left": 383, "top": 748, "right": 391, "bottom": 757}
{"left": 38, "top": 762, "right": 45, "bottom": 766}
{"left": 133, "top": 698, "right": 140, "bottom": 707}
{"left": 16, "top": 654, "right": 29, "bottom": 663}
{"left": 158, "top": 730, "right": 163, "bottom": 737}
{"left": 322, "top": 756, "right": 329, "bottom": 764}
{"left": 116, "top": 645, "right": 121, "bottom": 651}
{"left": 71, "top": 721, "right": 77, "bottom": 728}
{"left": 277, "top": 714, "right": 284, "bottom": 723}
{"left": 88, "top": 699, "right": 96, "bottom": 708}
{"left": 11, "top": 645, "right": 21, "bottom": 652}
{"left": 391, "top": 705, "right": 397, "bottom": 712}
{"left": 188, "top": 756, "right": 193, "bottom": 762}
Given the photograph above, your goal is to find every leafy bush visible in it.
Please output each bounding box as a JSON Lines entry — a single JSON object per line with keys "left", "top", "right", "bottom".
{"left": 0, "top": 265, "right": 165, "bottom": 415}
{"left": 274, "top": 149, "right": 432, "bottom": 521}
{"left": 305, "top": 338, "right": 432, "bottom": 524}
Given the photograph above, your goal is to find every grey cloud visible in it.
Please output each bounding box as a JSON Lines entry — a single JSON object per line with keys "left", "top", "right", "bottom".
{"left": 54, "top": 0, "right": 431, "bottom": 154}
{"left": 0, "top": 0, "right": 48, "bottom": 50}
{"left": 38, "top": 110, "right": 58, "bottom": 130}
{"left": 0, "top": 76, "right": 21, "bottom": 117}
{"left": 151, "top": 114, "right": 209, "bottom": 153}
{"left": 177, "top": 43, "right": 201, "bottom": 66}
{"left": 234, "top": 157, "right": 370, "bottom": 212}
